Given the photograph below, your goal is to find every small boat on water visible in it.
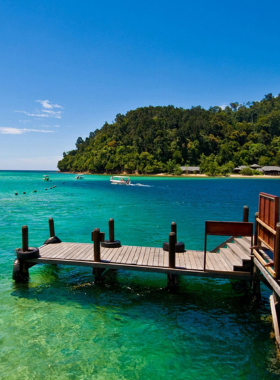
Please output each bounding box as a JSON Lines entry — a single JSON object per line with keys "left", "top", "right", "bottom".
{"left": 110, "top": 176, "right": 131, "bottom": 185}
{"left": 43, "top": 175, "right": 49, "bottom": 181}
{"left": 75, "top": 175, "right": 84, "bottom": 179}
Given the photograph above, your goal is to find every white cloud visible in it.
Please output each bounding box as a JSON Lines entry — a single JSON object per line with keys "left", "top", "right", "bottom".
{"left": 0, "top": 127, "right": 55, "bottom": 135}
{"left": 15, "top": 100, "right": 63, "bottom": 120}
{"left": 36, "top": 99, "right": 63, "bottom": 109}
{"left": 220, "top": 105, "right": 227, "bottom": 110}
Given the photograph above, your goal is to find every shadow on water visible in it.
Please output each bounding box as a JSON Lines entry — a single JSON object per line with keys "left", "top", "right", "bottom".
{"left": 11, "top": 264, "right": 268, "bottom": 320}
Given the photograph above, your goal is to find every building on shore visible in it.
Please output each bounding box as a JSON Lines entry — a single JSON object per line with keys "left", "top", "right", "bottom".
{"left": 262, "top": 166, "right": 280, "bottom": 176}
{"left": 180, "top": 166, "right": 200, "bottom": 174}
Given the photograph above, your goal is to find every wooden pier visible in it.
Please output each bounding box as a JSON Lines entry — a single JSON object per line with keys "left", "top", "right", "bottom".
{"left": 25, "top": 237, "right": 253, "bottom": 281}
{"left": 12, "top": 192, "right": 280, "bottom": 350}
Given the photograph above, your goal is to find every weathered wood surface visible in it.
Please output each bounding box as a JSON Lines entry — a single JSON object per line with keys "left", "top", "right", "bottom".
{"left": 26, "top": 238, "right": 253, "bottom": 280}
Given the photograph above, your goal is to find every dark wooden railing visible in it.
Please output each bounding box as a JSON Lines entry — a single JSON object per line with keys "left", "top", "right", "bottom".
{"left": 253, "top": 193, "right": 280, "bottom": 279}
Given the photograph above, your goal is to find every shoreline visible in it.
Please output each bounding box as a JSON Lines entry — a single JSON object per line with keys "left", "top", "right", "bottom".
{"left": 58, "top": 171, "right": 280, "bottom": 179}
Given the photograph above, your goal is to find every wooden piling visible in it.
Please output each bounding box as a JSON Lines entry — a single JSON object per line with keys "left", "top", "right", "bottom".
{"left": 109, "top": 219, "right": 114, "bottom": 242}
{"left": 274, "top": 223, "right": 280, "bottom": 280}
{"left": 169, "top": 232, "right": 176, "bottom": 268}
{"left": 93, "top": 228, "right": 101, "bottom": 262}
{"left": 254, "top": 212, "right": 259, "bottom": 246}
{"left": 49, "top": 218, "right": 55, "bottom": 238}
{"left": 171, "top": 222, "right": 177, "bottom": 243}
{"left": 243, "top": 206, "right": 249, "bottom": 222}
{"left": 22, "top": 225, "right": 28, "bottom": 252}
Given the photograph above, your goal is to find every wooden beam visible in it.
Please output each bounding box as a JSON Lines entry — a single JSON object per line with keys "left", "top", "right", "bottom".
{"left": 270, "top": 294, "right": 280, "bottom": 347}
{"left": 254, "top": 258, "right": 280, "bottom": 298}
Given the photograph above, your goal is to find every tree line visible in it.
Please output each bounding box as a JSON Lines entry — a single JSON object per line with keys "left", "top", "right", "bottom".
{"left": 58, "top": 93, "right": 280, "bottom": 175}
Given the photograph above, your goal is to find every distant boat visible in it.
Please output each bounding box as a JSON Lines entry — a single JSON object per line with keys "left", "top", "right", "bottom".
{"left": 43, "top": 175, "right": 49, "bottom": 181}
{"left": 110, "top": 176, "right": 131, "bottom": 185}
{"left": 75, "top": 175, "right": 84, "bottom": 180}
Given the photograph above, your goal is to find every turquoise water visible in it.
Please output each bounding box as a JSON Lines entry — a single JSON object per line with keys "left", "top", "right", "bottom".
{"left": 1, "top": 171, "right": 280, "bottom": 379}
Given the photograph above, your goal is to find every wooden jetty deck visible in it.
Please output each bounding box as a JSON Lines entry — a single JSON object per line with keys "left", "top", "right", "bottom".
{"left": 26, "top": 237, "right": 253, "bottom": 281}
{"left": 12, "top": 193, "right": 280, "bottom": 350}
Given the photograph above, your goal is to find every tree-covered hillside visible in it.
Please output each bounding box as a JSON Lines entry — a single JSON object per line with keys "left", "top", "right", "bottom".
{"left": 58, "top": 93, "right": 280, "bottom": 175}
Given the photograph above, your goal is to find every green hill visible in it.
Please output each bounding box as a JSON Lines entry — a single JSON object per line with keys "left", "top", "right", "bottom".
{"left": 58, "top": 93, "right": 280, "bottom": 175}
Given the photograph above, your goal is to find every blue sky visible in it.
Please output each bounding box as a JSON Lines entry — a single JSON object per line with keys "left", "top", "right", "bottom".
{"left": 0, "top": 0, "right": 279, "bottom": 170}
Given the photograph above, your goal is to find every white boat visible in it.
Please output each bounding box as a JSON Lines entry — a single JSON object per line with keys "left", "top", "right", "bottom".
{"left": 43, "top": 175, "right": 49, "bottom": 181}
{"left": 110, "top": 176, "right": 131, "bottom": 185}
{"left": 75, "top": 175, "right": 84, "bottom": 179}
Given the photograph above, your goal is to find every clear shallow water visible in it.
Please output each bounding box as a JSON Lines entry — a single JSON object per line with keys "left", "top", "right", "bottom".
{"left": 1, "top": 171, "right": 280, "bottom": 379}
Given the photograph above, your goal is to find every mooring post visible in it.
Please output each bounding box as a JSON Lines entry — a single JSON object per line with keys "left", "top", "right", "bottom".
{"left": 13, "top": 225, "right": 30, "bottom": 282}
{"left": 93, "top": 228, "right": 101, "bottom": 262}
{"left": 254, "top": 212, "right": 259, "bottom": 247}
{"left": 252, "top": 265, "right": 261, "bottom": 301}
{"left": 274, "top": 223, "right": 280, "bottom": 280}
{"left": 169, "top": 232, "right": 176, "bottom": 268}
{"left": 22, "top": 225, "right": 28, "bottom": 252}
{"left": 243, "top": 206, "right": 249, "bottom": 222}
{"left": 49, "top": 218, "right": 55, "bottom": 237}
{"left": 109, "top": 219, "right": 114, "bottom": 242}
{"left": 167, "top": 232, "right": 178, "bottom": 289}
{"left": 171, "top": 222, "right": 177, "bottom": 243}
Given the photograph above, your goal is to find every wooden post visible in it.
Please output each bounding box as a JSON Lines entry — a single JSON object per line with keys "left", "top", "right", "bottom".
{"left": 93, "top": 228, "right": 101, "bottom": 262}
{"left": 254, "top": 212, "right": 259, "bottom": 246}
{"left": 169, "top": 232, "right": 176, "bottom": 268}
{"left": 22, "top": 225, "right": 28, "bottom": 252}
{"left": 252, "top": 265, "right": 261, "bottom": 301}
{"left": 109, "top": 219, "right": 114, "bottom": 242}
{"left": 243, "top": 206, "right": 249, "bottom": 222}
{"left": 100, "top": 232, "right": 105, "bottom": 242}
{"left": 274, "top": 223, "right": 280, "bottom": 279}
{"left": 171, "top": 222, "right": 177, "bottom": 243}
{"left": 49, "top": 218, "right": 55, "bottom": 237}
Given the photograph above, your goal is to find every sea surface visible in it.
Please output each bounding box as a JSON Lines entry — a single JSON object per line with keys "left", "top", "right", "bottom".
{"left": 1, "top": 171, "right": 280, "bottom": 379}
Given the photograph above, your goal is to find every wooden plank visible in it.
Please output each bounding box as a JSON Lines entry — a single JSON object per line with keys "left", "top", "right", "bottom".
{"left": 100, "top": 247, "right": 111, "bottom": 261}
{"left": 77, "top": 246, "right": 93, "bottom": 261}
{"left": 253, "top": 249, "right": 276, "bottom": 278}
{"left": 158, "top": 248, "right": 164, "bottom": 267}
{"left": 141, "top": 247, "right": 150, "bottom": 266}
{"left": 131, "top": 246, "right": 142, "bottom": 265}
{"left": 148, "top": 248, "right": 155, "bottom": 267}
{"left": 40, "top": 242, "right": 71, "bottom": 258}
{"left": 137, "top": 246, "right": 147, "bottom": 265}
{"left": 126, "top": 246, "right": 137, "bottom": 265}
{"left": 270, "top": 294, "right": 280, "bottom": 346}
{"left": 81, "top": 247, "right": 96, "bottom": 261}
{"left": 47, "top": 243, "right": 77, "bottom": 259}
{"left": 163, "top": 249, "right": 169, "bottom": 267}
{"left": 26, "top": 255, "right": 253, "bottom": 280}
{"left": 153, "top": 248, "right": 160, "bottom": 267}
{"left": 206, "top": 221, "right": 253, "bottom": 237}
{"left": 188, "top": 251, "right": 198, "bottom": 270}
{"left": 183, "top": 251, "right": 192, "bottom": 269}
{"left": 205, "top": 252, "right": 216, "bottom": 270}
{"left": 177, "top": 252, "right": 186, "bottom": 269}
{"left": 257, "top": 218, "right": 276, "bottom": 235}
{"left": 194, "top": 251, "right": 203, "bottom": 270}
{"left": 111, "top": 246, "right": 127, "bottom": 263}
{"left": 65, "top": 244, "right": 89, "bottom": 260}
{"left": 105, "top": 246, "right": 122, "bottom": 262}
{"left": 120, "top": 246, "right": 133, "bottom": 264}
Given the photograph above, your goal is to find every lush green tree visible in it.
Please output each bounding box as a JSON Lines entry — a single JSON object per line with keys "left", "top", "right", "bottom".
{"left": 58, "top": 93, "right": 280, "bottom": 174}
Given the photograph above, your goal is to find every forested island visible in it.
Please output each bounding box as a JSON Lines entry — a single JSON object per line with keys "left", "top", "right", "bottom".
{"left": 58, "top": 93, "right": 280, "bottom": 175}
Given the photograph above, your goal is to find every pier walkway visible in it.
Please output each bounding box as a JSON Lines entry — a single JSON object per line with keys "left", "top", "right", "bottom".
{"left": 26, "top": 236, "right": 253, "bottom": 281}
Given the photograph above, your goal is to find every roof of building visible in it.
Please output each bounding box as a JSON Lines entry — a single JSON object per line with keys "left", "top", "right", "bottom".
{"left": 180, "top": 166, "right": 200, "bottom": 171}
{"left": 250, "top": 164, "right": 261, "bottom": 168}
{"left": 233, "top": 165, "right": 249, "bottom": 171}
{"left": 262, "top": 166, "right": 280, "bottom": 171}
